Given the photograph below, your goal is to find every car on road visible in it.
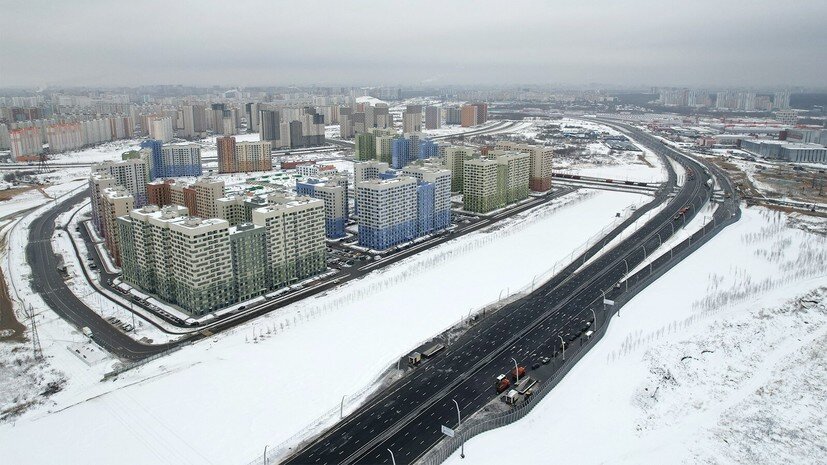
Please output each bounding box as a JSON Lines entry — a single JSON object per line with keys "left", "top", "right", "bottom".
{"left": 121, "top": 324, "right": 134, "bottom": 332}
{"left": 531, "top": 362, "right": 541, "bottom": 370}
{"left": 541, "top": 356, "right": 551, "bottom": 364}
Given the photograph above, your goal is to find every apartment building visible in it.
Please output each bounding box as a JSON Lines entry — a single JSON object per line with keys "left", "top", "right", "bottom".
{"left": 491, "top": 150, "right": 531, "bottom": 205}
{"left": 296, "top": 176, "right": 349, "bottom": 238}
{"left": 355, "top": 132, "right": 376, "bottom": 161}
{"left": 401, "top": 164, "right": 452, "bottom": 235}
{"left": 462, "top": 158, "right": 500, "bottom": 213}
{"left": 402, "top": 105, "right": 423, "bottom": 133}
{"left": 216, "top": 195, "right": 248, "bottom": 226}
{"left": 91, "top": 158, "right": 150, "bottom": 206}
{"left": 100, "top": 186, "right": 134, "bottom": 265}
{"left": 444, "top": 146, "right": 476, "bottom": 192}
{"left": 191, "top": 178, "right": 225, "bottom": 219}
{"left": 251, "top": 196, "right": 327, "bottom": 290}
{"left": 356, "top": 177, "right": 417, "bottom": 250}
{"left": 229, "top": 222, "right": 268, "bottom": 302}
{"left": 168, "top": 217, "right": 235, "bottom": 314}
{"left": 494, "top": 141, "right": 553, "bottom": 192}
{"left": 425, "top": 106, "right": 441, "bottom": 130}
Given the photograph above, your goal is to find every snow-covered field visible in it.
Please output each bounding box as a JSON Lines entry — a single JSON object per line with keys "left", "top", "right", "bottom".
{"left": 47, "top": 138, "right": 144, "bottom": 164}
{"left": 0, "top": 189, "right": 647, "bottom": 465}
{"left": 444, "top": 207, "right": 827, "bottom": 465}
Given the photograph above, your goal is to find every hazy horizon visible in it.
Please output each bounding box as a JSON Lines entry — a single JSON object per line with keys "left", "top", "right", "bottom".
{"left": 2, "top": 0, "right": 826, "bottom": 89}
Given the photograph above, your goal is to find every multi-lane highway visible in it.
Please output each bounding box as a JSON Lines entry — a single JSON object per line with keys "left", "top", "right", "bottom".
{"left": 280, "top": 125, "right": 730, "bottom": 465}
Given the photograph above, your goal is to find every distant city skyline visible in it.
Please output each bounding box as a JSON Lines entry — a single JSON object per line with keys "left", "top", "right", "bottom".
{"left": 1, "top": 0, "right": 826, "bottom": 89}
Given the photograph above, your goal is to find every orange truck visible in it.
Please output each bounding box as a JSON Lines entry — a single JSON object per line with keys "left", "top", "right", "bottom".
{"left": 494, "top": 374, "right": 511, "bottom": 393}
{"left": 511, "top": 366, "right": 526, "bottom": 381}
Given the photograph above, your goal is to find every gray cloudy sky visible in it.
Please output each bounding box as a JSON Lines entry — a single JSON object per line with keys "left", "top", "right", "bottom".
{"left": 2, "top": 0, "right": 826, "bottom": 88}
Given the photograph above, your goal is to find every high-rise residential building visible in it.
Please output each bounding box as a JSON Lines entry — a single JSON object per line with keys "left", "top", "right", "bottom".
{"left": 190, "top": 178, "right": 224, "bottom": 219}
{"left": 425, "top": 106, "right": 441, "bottom": 130}
{"left": 356, "top": 177, "right": 417, "bottom": 250}
{"left": 462, "top": 151, "right": 530, "bottom": 213}
{"left": 776, "top": 109, "right": 797, "bottom": 127}
{"left": 339, "top": 106, "right": 354, "bottom": 138}
{"left": 445, "top": 107, "right": 461, "bottom": 125}
{"left": 210, "top": 104, "right": 226, "bottom": 134}
{"left": 471, "top": 103, "right": 488, "bottom": 125}
{"left": 494, "top": 141, "right": 553, "bottom": 192}
{"left": 237, "top": 140, "right": 272, "bottom": 172}
{"left": 462, "top": 158, "right": 499, "bottom": 213}
{"left": 157, "top": 143, "right": 202, "bottom": 178}
{"left": 444, "top": 146, "right": 476, "bottom": 191}
{"left": 89, "top": 173, "right": 116, "bottom": 233}
{"left": 773, "top": 91, "right": 791, "bottom": 110}
{"left": 375, "top": 134, "right": 398, "bottom": 164}
{"left": 100, "top": 186, "right": 134, "bottom": 265}
{"left": 0, "top": 124, "right": 10, "bottom": 151}
{"left": 392, "top": 137, "right": 413, "bottom": 169}
{"left": 289, "top": 120, "right": 303, "bottom": 148}
{"left": 169, "top": 217, "right": 235, "bottom": 313}
{"left": 402, "top": 105, "right": 423, "bottom": 133}
{"left": 355, "top": 132, "right": 376, "bottom": 161}
{"left": 251, "top": 196, "right": 326, "bottom": 290}
{"left": 147, "top": 179, "right": 174, "bottom": 207}
{"left": 352, "top": 112, "right": 366, "bottom": 135}
{"left": 9, "top": 126, "right": 42, "bottom": 161}
{"left": 182, "top": 104, "right": 207, "bottom": 139}
{"left": 259, "top": 109, "right": 281, "bottom": 142}
{"left": 419, "top": 139, "right": 439, "bottom": 160}
{"left": 215, "top": 195, "right": 247, "bottom": 226}
{"left": 92, "top": 158, "right": 150, "bottom": 207}
{"left": 148, "top": 116, "right": 174, "bottom": 142}
{"left": 118, "top": 204, "right": 189, "bottom": 300}
{"left": 372, "top": 104, "right": 392, "bottom": 129}
{"left": 229, "top": 222, "right": 269, "bottom": 302}
{"left": 492, "top": 151, "right": 530, "bottom": 205}
{"left": 46, "top": 122, "right": 83, "bottom": 153}
{"left": 217, "top": 136, "right": 237, "bottom": 173}
{"left": 245, "top": 102, "right": 260, "bottom": 132}
{"left": 296, "top": 176, "right": 349, "bottom": 238}
{"left": 401, "top": 164, "right": 452, "bottom": 234}
{"left": 460, "top": 105, "right": 478, "bottom": 127}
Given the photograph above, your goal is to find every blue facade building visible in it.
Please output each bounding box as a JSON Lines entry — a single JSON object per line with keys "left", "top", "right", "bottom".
{"left": 416, "top": 182, "right": 435, "bottom": 236}
{"left": 142, "top": 141, "right": 202, "bottom": 179}
{"left": 296, "top": 177, "right": 349, "bottom": 239}
{"left": 140, "top": 139, "right": 163, "bottom": 180}
{"left": 419, "top": 139, "right": 439, "bottom": 160}
{"left": 356, "top": 177, "right": 417, "bottom": 250}
{"left": 391, "top": 138, "right": 413, "bottom": 169}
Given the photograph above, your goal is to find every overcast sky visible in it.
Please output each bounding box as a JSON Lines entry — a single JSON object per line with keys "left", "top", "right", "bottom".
{"left": 2, "top": 0, "right": 826, "bottom": 89}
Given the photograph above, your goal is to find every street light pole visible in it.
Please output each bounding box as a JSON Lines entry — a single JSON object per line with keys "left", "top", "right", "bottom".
{"left": 264, "top": 445, "right": 268, "bottom": 465}
{"left": 387, "top": 449, "right": 396, "bottom": 465}
{"left": 340, "top": 395, "right": 346, "bottom": 419}
{"left": 591, "top": 307, "right": 597, "bottom": 329}
{"left": 623, "top": 258, "right": 629, "bottom": 292}
{"left": 511, "top": 357, "right": 519, "bottom": 383}
{"left": 559, "top": 335, "right": 566, "bottom": 360}
{"left": 452, "top": 398, "right": 465, "bottom": 459}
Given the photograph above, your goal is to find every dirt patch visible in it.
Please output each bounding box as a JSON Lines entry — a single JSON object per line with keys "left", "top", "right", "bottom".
{"left": 637, "top": 153, "right": 655, "bottom": 168}
{"left": 0, "top": 186, "right": 37, "bottom": 202}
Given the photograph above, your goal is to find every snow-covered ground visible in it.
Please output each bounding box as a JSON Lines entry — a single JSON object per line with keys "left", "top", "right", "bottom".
{"left": 46, "top": 138, "right": 144, "bottom": 164}
{"left": 0, "top": 189, "right": 648, "bottom": 465}
{"left": 444, "top": 207, "right": 827, "bottom": 465}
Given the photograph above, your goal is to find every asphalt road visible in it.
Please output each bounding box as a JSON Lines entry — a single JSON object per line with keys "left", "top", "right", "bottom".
{"left": 282, "top": 126, "right": 723, "bottom": 465}
{"left": 25, "top": 189, "right": 174, "bottom": 360}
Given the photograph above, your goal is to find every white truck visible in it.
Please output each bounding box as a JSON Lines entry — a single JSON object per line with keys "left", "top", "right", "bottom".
{"left": 82, "top": 327, "right": 93, "bottom": 339}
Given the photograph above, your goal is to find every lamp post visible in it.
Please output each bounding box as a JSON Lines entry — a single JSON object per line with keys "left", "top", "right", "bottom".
{"left": 387, "top": 449, "right": 396, "bottom": 465}
{"left": 511, "top": 357, "right": 520, "bottom": 383}
{"left": 559, "top": 335, "right": 566, "bottom": 360}
{"left": 263, "top": 445, "right": 268, "bottom": 465}
{"left": 452, "top": 398, "right": 465, "bottom": 459}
